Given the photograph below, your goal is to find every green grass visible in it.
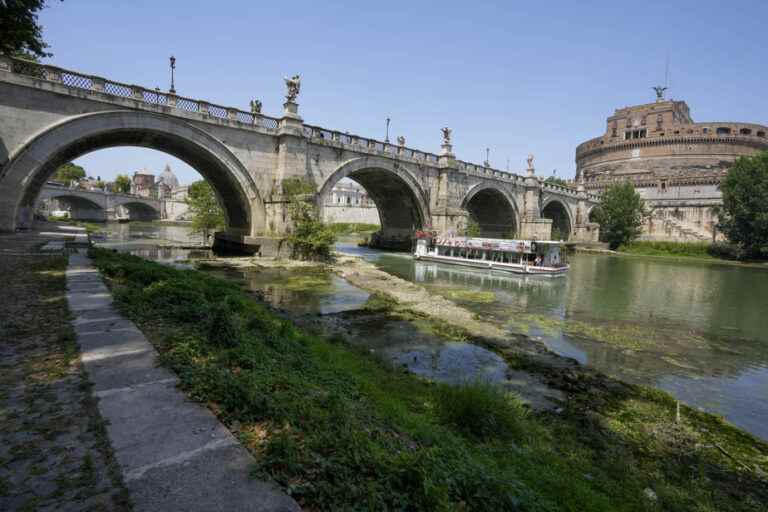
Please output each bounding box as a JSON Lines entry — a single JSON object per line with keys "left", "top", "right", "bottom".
{"left": 328, "top": 222, "right": 380, "bottom": 235}
{"left": 89, "top": 248, "right": 768, "bottom": 511}
{"left": 618, "top": 241, "right": 713, "bottom": 259}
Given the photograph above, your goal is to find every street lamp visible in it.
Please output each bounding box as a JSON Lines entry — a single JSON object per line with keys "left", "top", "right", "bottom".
{"left": 385, "top": 117, "right": 391, "bottom": 143}
{"left": 169, "top": 56, "right": 176, "bottom": 94}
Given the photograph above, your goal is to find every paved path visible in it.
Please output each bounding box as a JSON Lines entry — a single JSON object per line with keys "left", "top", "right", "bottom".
{"left": 66, "top": 251, "right": 300, "bottom": 512}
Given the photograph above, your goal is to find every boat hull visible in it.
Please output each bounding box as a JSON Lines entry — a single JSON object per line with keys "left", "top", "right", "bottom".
{"left": 414, "top": 254, "right": 569, "bottom": 276}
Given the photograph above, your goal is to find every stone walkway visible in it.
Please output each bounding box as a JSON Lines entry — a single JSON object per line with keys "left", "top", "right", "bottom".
{"left": 66, "top": 251, "right": 300, "bottom": 512}
{"left": 0, "top": 227, "right": 130, "bottom": 511}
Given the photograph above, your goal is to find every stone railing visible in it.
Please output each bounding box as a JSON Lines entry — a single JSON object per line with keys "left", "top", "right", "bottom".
{"left": 1, "top": 55, "right": 281, "bottom": 131}
{"left": 302, "top": 124, "right": 442, "bottom": 164}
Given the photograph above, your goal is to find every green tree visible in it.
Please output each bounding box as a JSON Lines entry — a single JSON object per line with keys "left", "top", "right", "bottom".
{"left": 186, "top": 180, "right": 225, "bottom": 242}
{"left": 592, "top": 182, "right": 645, "bottom": 249}
{"left": 283, "top": 177, "right": 336, "bottom": 260}
{"left": 464, "top": 217, "right": 481, "bottom": 237}
{"left": 113, "top": 174, "right": 131, "bottom": 194}
{"left": 52, "top": 162, "right": 85, "bottom": 184}
{"left": 717, "top": 151, "right": 768, "bottom": 259}
{"left": 0, "top": 1, "right": 58, "bottom": 59}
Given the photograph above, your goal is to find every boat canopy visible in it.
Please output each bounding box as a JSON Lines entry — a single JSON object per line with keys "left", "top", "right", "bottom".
{"left": 433, "top": 237, "right": 564, "bottom": 254}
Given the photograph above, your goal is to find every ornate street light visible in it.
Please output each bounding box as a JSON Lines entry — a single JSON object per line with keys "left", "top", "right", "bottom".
{"left": 169, "top": 55, "right": 176, "bottom": 94}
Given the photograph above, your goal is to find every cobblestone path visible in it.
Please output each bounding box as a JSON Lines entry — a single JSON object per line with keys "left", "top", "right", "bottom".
{"left": 0, "top": 229, "right": 131, "bottom": 511}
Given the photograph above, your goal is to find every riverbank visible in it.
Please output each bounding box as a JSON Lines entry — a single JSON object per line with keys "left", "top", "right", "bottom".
{"left": 576, "top": 243, "right": 768, "bottom": 269}
{"left": 91, "top": 248, "right": 768, "bottom": 511}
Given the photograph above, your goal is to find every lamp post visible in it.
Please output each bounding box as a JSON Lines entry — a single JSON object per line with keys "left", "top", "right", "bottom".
{"left": 385, "top": 117, "right": 391, "bottom": 143}
{"left": 169, "top": 56, "right": 176, "bottom": 94}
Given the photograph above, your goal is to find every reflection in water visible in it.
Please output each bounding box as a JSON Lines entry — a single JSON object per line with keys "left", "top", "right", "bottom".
{"left": 338, "top": 243, "right": 768, "bottom": 441}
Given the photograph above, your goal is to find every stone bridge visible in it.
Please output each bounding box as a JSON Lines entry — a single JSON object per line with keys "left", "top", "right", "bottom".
{"left": 0, "top": 55, "right": 599, "bottom": 253}
{"left": 37, "top": 183, "right": 162, "bottom": 221}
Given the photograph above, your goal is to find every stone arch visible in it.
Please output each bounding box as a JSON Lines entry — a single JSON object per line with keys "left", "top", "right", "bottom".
{"left": 0, "top": 110, "right": 263, "bottom": 234}
{"left": 541, "top": 198, "right": 573, "bottom": 241}
{"left": 460, "top": 183, "right": 520, "bottom": 238}
{"left": 117, "top": 201, "right": 161, "bottom": 221}
{"left": 41, "top": 194, "right": 105, "bottom": 221}
{"left": 318, "top": 156, "right": 430, "bottom": 247}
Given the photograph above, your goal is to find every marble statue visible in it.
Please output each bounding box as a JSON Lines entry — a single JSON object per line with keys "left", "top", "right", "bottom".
{"left": 441, "top": 127, "right": 451, "bottom": 145}
{"left": 284, "top": 75, "right": 301, "bottom": 102}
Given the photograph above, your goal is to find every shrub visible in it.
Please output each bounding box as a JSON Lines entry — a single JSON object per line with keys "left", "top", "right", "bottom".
{"left": 206, "top": 302, "right": 242, "bottom": 348}
{"left": 707, "top": 241, "right": 745, "bottom": 260}
{"left": 435, "top": 381, "right": 529, "bottom": 442}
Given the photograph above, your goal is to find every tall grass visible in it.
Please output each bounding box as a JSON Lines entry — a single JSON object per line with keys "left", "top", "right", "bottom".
{"left": 619, "top": 240, "right": 712, "bottom": 258}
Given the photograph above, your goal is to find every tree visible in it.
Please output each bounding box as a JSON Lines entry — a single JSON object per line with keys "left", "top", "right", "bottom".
{"left": 282, "top": 177, "right": 336, "bottom": 260}
{"left": 186, "top": 180, "right": 224, "bottom": 242}
{"left": 545, "top": 176, "right": 570, "bottom": 188}
{"left": 592, "top": 182, "right": 645, "bottom": 249}
{"left": 464, "top": 217, "right": 481, "bottom": 237}
{"left": 113, "top": 174, "right": 131, "bottom": 194}
{"left": 52, "top": 162, "right": 85, "bottom": 184}
{"left": 0, "top": 1, "right": 58, "bottom": 59}
{"left": 717, "top": 151, "right": 768, "bottom": 259}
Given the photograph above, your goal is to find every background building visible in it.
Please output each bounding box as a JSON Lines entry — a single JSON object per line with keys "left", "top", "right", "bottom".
{"left": 322, "top": 180, "right": 380, "bottom": 225}
{"left": 576, "top": 93, "right": 768, "bottom": 241}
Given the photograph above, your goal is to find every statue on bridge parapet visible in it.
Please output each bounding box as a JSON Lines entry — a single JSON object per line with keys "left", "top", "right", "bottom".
{"left": 249, "top": 99, "right": 262, "bottom": 114}
{"left": 441, "top": 127, "right": 452, "bottom": 145}
{"left": 284, "top": 75, "right": 301, "bottom": 102}
{"left": 397, "top": 135, "right": 406, "bottom": 147}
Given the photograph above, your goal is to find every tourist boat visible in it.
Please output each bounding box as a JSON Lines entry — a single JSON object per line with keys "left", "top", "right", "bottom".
{"left": 413, "top": 234, "right": 569, "bottom": 276}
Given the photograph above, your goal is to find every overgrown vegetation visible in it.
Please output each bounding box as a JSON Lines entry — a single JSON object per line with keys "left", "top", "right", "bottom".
{"left": 282, "top": 177, "right": 336, "bottom": 261}
{"left": 464, "top": 217, "right": 481, "bottom": 237}
{"left": 90, "top": 248, "right": 768, "bottom": 511}
{"left": 592, "top": 182, "right": 646, "bottom": 249}
{"left": 619, "top": 240, "right": 713, "bottom": 259}
{"left": 717, "top": 151, "right": 768, "bottom": 259}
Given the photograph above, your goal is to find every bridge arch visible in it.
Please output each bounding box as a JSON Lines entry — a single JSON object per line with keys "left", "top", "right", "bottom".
{"left": 461, "top": 183, "right": 520, "bottom": 238}
{"left": 318, "top": 157, "right": 430, "bottom": 244}
{"left": 0, "top": 110, "right": 263, "bottom": 234}
{"left": 41, "top": 193, "right": 106, "bottom": 221}
{"left": 541, "top": 197, "right": 573, "bottom": 241}
{"left": 117, "top": 201, "right": 161, "bottom": 221}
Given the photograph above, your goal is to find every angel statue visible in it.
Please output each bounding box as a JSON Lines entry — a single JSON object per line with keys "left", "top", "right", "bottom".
{"left": 397, "top": 135, "right": 406, "bottom": 147}
{"left": 250, "top": 99, "right": 262, "bottom": 114}
{"left": 441, "top": 127, "right": 452, "bottom": 145}
{"left": 526, "top": 154, "right": 534, "bottom": 169}
{"left": 652, "top": 85, "right": 668, "bottom": 101}
{"left": 284, "top": 75, "right": 301, "bottom": 102}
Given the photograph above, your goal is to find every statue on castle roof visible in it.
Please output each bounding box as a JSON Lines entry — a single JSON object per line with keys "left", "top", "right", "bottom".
{"left": 441, "top": 127, "right": 452, "bottom": 145}
{"left": 653, "top": 85, "right": 668, "bottom": 101}
{"left": 284, "top": 75, "right": 301, "bottom": 102}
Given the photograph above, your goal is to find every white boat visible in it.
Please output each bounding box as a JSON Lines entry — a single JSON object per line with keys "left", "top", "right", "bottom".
{"left": 413, "top": 235, "right": 569, "bottom": 276}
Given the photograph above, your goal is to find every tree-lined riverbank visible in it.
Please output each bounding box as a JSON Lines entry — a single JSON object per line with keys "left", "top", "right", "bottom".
{"left": 90, "top": 247, "right": 768, "bottom": 511}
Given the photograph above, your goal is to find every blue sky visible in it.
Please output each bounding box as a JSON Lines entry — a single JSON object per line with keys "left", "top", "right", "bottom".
{"left": 35, "top": 0, "right": 768, "bottom": 184}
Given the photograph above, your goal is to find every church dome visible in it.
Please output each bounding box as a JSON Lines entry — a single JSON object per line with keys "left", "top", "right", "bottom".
{"left": 157, "top": 164, "right": 180, "bottom": 189}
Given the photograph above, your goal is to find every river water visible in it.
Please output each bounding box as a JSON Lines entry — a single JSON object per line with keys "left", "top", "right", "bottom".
{"left": 97, "top": 222, "right": 768, "bottom": 441}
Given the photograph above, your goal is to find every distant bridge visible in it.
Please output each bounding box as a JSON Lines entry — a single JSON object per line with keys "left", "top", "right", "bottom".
{"left": 37, "top": 183, "right": 162, "bottom": 221}
{"left": 0, "top": 55, "right": 599, "bottom": 252}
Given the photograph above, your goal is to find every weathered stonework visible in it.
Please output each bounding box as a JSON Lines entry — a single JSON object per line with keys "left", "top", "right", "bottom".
{"left": 0, "top": 56, "right": 599, "bottom": 253}
{"left": 576, "top": 96, "right": 768, "bottom": 241}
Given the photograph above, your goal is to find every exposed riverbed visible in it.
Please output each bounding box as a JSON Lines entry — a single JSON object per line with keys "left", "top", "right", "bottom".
{"left": 97, "top": 222, "right": 768, "bottom": 441}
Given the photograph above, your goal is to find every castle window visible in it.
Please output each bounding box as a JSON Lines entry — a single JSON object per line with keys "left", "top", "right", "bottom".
{"left": 674, "top": 130, "right": 680, "bottom": 135}
{"left": 758, "top": 131, "right": 766, "bottom": 137}
{"left": 612, "top": 121, "right": 618, "bottom": 137}
{"left": 703, "top": 128, "right": 709, "bottom": 134}
{"left": 739, "top": 128, "right": 752, "bottom": 135}
{"left": 656, "top": 114, "right": 663, "bottom": 129}
{"left": 716, "top": 127, "right": 731, "bottom": 135}
{"left": 624, "top": 131, "right": 632, "bottom": 140}
{"left": 660, "top": 181, "right": 667, "bottom": 192}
